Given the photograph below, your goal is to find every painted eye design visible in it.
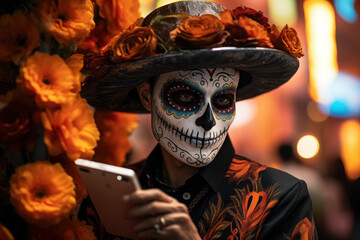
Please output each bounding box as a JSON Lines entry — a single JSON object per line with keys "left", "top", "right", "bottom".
{"left": 162, "top": 81, "right": 203, "bottom": 113}
{"left": 212, "top": 91, "right": 235, "bottom": 114}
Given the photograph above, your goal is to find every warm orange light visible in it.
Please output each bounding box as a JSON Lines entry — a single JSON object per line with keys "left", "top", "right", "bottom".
{"left": 140, "top": 0, "right": 157, "bottom": 16}
{"left": 304, "top": 0, "right": 338, "bottom": 103}
{"left": 340, "top": 120, "right": 360, "bottom": 180}
{"left": 297, "top": 135, "right": 320, "bottom": 160}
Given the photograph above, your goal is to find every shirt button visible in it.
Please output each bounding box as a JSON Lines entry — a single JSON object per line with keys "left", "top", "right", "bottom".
{"left": 182, "top": 192, "right": 191, "bottom": 200}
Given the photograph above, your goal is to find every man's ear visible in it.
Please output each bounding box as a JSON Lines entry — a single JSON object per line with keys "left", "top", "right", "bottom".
{"left": 137, "top": 81, "right": 152, "bottom": 112}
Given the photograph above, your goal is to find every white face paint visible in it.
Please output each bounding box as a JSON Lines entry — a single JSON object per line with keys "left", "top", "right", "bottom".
{"left": 150, "top": 68, "right": 240, "bottom": 167}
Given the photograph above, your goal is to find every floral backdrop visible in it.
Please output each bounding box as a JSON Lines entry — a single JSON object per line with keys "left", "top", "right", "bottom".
{"left": 0, "top": 0, "right": 139, "bottom": 239}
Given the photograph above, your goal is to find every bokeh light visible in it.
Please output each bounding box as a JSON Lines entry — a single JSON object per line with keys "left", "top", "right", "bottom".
{"left": 307, "top": 101, "right": 329, "bottom": 122}
{"left": 340, "top": 120, "right": 360, "bottom": 180}
{"left": 304, "top": 0, "right": 338, "bottom": 104}
{"left": 297, "top": 135, "right": 320, "bottom": 159}
{"left": 268, "top": 0, "right": 297, "bottom": 26}
{"left": 334, "top": 0, "right": 357, "bottom": 22}
{"left": 318, "top": 71, "right": 360, "bottom": 118}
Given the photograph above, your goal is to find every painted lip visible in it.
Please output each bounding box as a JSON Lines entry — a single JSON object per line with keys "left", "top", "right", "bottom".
{"left": 155, "top": 110, "right": 228, "bottom": 148}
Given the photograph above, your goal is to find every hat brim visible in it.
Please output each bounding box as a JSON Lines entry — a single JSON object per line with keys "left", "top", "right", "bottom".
{"left": 81, "top": 47, "right": 299, "bottom": 113}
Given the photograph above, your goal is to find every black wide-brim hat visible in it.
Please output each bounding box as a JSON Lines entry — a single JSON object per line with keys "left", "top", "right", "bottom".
{"left": 81, "top": 1, "right": 300, "bottom": 113}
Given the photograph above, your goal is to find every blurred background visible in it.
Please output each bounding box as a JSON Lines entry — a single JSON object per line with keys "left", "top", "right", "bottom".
{"left": 128, "top": 0, "right": 360, "bottom": 239}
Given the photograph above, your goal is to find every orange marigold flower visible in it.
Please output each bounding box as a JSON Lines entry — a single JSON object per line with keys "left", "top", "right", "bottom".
{"left": 108, "top": 26, "right": 157, "bottom": 63}
{"left": 41, "top": 97, "right": 100, "bottom": 160}
{"left": 9, "top": 161, "right": 76, "bottom": 227}
{"left": 274, "top": 24, "right": 304, "bottom": 58}
{"left": 35, "top": 0, "right": 95, "bottom": 46}
{"left": 0, "top": 224, "right": 14, "bottom": 240}
{"left": 0, "top": 101, "right": 35, "bottom": 144}
{"left": 93, "top": 110, "right": 138, "bottom": 166}
{"left": 52, "top": 154, "right": 88, "bottom": 203}
{"left": 170, "top": 14, "right": 227, "bottom": 50}
{"left": 65, "top": 54, "right": 84, "bottom": 92}
{"left": 16, "top": 52, "right": 78, "bottom": 108}
{"left": 29, "top": 218, "right": 96, "bottom": 240}
{"left": 77, "top": 20, "right": 113, "bottom": 52}
{"left": 0, "top": 10, "right": 40, "bottom": 63}
{"left": 96, "top": 0, "right": 141, "bottom": 35}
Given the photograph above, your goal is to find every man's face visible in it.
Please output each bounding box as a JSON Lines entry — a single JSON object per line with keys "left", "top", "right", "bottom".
{"left": 151, "top": 68, "right": 239, "bottom": 167}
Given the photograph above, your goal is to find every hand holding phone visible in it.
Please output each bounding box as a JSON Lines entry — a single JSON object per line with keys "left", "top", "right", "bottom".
{"left": 75, "top": 159, "right": 141, "bottom": 238}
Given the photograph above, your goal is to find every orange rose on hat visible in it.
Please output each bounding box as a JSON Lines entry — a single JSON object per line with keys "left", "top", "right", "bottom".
{"left": 170, "top": 14, "right": 227, "bottom": 50}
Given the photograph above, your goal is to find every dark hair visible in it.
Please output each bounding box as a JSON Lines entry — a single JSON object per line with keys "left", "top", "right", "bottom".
{"left": 239, "top": 70, "right": 252, "bottom": 88}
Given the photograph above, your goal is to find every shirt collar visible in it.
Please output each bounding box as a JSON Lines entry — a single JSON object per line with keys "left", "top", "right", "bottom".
{"left": 198, "top": 136, "right": 234, "bottom": 191}
{"left": 140, "top": 135, "right": 234, "bottom": 192}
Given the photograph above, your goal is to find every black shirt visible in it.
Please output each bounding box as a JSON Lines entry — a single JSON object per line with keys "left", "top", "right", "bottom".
{"left": 79, "top": 136, "right": 318, "bottom": 239}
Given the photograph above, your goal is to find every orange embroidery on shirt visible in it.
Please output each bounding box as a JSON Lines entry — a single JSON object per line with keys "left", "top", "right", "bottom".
{"left": 199, "top": 193, "right": 230, "bottom": 240}
{"left": 199, "top": 163, "right": 279, "bottom": 240}
{"left": 229, "top": 184, "right": 278, "bottom": 240}
{"left": 288, "top": 217, "right": 315, "bottom": 240}
{"left": 225, "top": 157, "right": 267, "bottom": 184}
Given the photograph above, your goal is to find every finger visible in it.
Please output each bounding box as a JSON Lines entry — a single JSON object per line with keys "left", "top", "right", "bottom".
{"left": 124, "top": 189, "right": 174, "bottom": 205}
{"left": 134, "top": 212, "right": 192, "bottom": 239}
{"left": 133, "top": 214, "right": 161, "bottom": 233}
{"left": 129, "top": 200, "right": 188, "bottom": 218}
{"left": 133, "top": 212, "right": 188, "bottom": 234}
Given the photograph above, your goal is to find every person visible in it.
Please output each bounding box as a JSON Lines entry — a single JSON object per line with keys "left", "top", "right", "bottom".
{"left": 79, "top": 1, "right": 317, "bottom": 239}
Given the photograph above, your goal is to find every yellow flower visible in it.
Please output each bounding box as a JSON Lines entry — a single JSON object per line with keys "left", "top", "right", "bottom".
{"left": 52, "top": 154, "right": 88, "bottom": 203}
{"left": 29, "top": 218, "right": 96, "bottom": 240}
{"left": 35, "top": 0, "right": 95, "bottom": 46}
{"left": 9, "top": 161, "right": 76, "bottom": 227}
{"left": 0, "top": 10, "right": 41, "bottom": 63}
{"left": 16, "top": 51, "right": 78, "bottom": 108}
{"left": 65, "top": 54, "right": 84, "bottom": 92}
{"left": 0, "top": 224, "right": 14, "bottom": 240}
{"left": 93, "top": 110, "right": 138, "bottom": 166}
{"left": 96, "top": 0, "right": 141, "bottom": 35}
{"left": 41, "top": 97, "right": 100, "bottom": 160}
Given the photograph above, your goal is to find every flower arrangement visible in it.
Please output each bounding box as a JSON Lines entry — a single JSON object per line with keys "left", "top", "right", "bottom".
{"left": 87, "top": 4, "right": 303, "bottom": 76}
{"left": 0, "top": 0, "right": 139, "bottom": 238}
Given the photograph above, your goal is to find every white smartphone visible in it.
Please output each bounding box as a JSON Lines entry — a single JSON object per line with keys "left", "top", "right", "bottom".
{"left": 75, "top": 158, "right": 141, "bottom": 238}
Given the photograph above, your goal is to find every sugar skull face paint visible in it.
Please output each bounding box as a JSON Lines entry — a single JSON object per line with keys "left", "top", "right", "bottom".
{"left": 151, "top": 68, "right": 240, "bottom": 167}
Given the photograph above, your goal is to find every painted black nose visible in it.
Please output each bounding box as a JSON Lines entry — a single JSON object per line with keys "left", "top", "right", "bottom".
{"left": 195, "top": 104, "right": 216, "bottom": 131}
